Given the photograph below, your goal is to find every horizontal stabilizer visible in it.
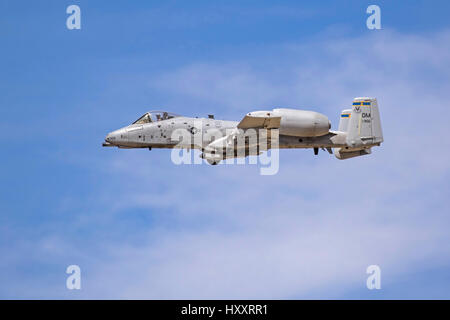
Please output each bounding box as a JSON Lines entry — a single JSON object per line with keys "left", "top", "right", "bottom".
{"left": 334, "top": 147, "right": 371, "bottom": 160}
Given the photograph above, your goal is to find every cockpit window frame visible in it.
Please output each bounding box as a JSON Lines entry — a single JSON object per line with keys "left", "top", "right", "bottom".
{"left": 131, "top": 111, "right": 181, "bottom": 125}
{"left": 132, "top": 113, "right": 152, "bottom": 125}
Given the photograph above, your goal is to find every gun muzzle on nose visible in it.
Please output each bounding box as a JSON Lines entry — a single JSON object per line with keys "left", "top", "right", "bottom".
{"left": 103, "top": 133, "right": 114, "bottom": 147}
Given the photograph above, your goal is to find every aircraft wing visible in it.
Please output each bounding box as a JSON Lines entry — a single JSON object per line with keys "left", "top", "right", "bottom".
{"left": 237, "top": 111, "right": 281, "bottom": 129}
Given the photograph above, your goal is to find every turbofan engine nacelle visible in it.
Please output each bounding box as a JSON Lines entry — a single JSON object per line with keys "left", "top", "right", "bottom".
{"left": 272, "top": 108, "right": 331, "bottom": 137}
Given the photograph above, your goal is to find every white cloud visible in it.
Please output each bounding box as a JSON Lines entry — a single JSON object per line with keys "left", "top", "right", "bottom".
{"left": 67, "top": 30, "right": 450, "bottom": 298}
{"left": 4, "top": 30, "right": 450, "bottom": 299}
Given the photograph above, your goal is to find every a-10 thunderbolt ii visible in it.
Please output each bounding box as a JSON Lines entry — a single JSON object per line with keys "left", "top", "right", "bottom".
{"left": 103, "top": 97, "right": 383, "bottom": 165}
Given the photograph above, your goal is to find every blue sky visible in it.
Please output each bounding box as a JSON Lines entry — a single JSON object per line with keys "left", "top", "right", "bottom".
{"left": 1, "top": 0, "right": 450, "bottom": 299}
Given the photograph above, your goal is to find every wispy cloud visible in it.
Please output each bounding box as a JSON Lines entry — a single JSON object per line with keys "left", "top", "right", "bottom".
{"left": 2, "top": 29, "right": 450, "bottom": 299}
{"left": 75, "top": 30, "right": 450, "bottom": 298}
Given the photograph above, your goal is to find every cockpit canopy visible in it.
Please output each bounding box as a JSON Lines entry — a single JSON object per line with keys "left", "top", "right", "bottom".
{"left": 132, "top": 111, "right": 181, "bottom": 124}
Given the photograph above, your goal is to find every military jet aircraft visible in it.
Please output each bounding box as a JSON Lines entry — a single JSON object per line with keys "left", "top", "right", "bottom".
{"left": 103, "top": 97, "right": 383, "bottom": 164}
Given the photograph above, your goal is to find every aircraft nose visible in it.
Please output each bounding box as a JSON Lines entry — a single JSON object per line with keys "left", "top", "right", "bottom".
{"left": 104, "top": 128, "right": 127, "bottom": 145}
{"left": 103, "top": 132, "right": 115, "bottom": 147}
{"left": 105, "top": 132, "right": 114, "bottom": 142}
{"left": 104, "top": 130, "right": 120, "bottom": 145}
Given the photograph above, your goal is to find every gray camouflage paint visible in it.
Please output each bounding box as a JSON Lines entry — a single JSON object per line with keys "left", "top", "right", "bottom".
{"left": 103, "top": 98, "right": 383, "bottom": 161}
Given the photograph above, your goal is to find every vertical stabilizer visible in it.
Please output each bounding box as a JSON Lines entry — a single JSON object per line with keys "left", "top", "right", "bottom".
{"left": 346, "top": 97, "right": 383, "bottom": 148}
{"left": 338, "top": 109, "right": 352, "bottom": 132}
